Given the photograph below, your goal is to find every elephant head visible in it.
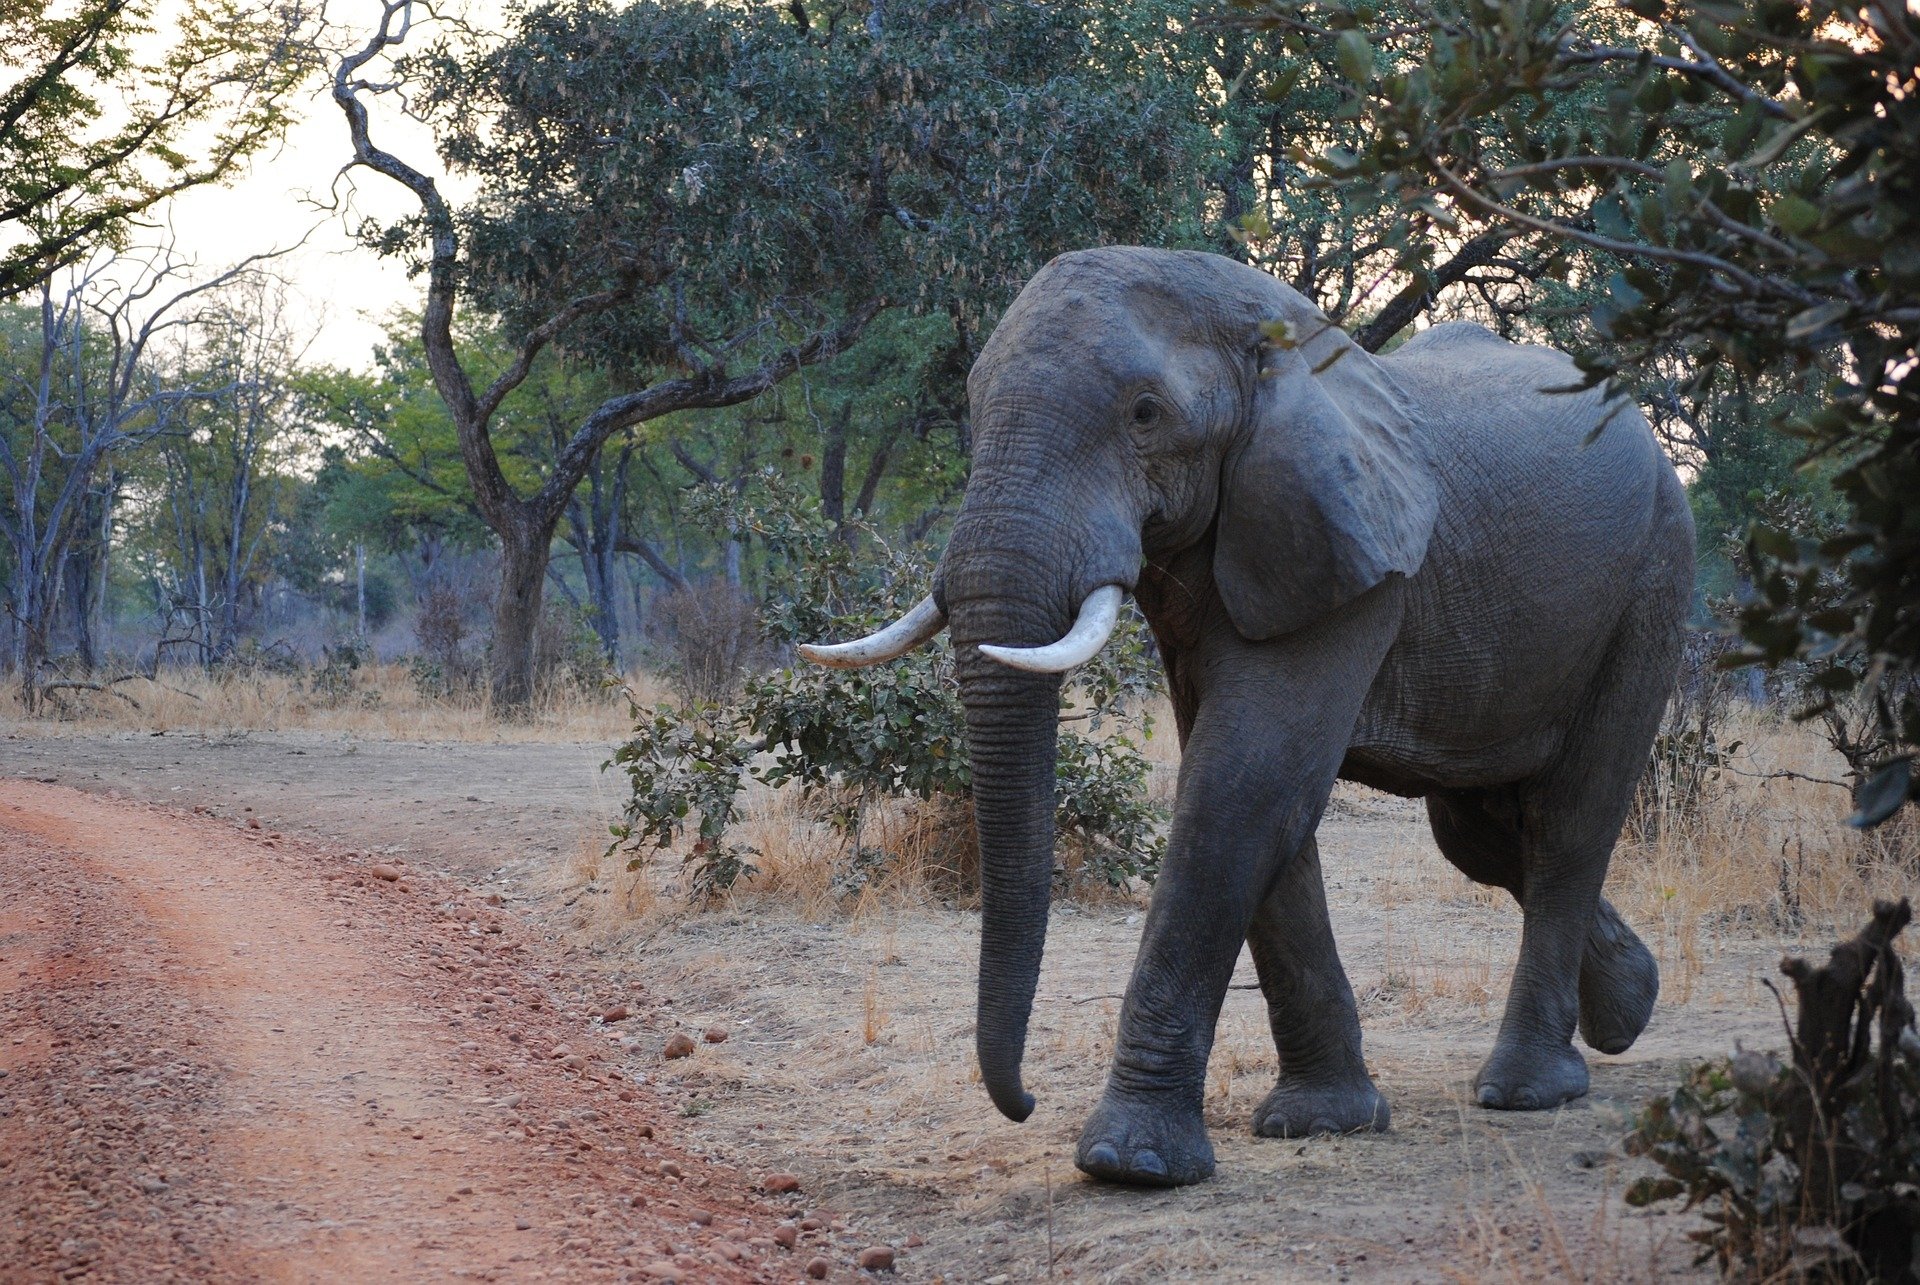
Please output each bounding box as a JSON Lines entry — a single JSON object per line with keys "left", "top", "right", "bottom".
{"left": 800, "top": 247, "right": 1438, "bottom": 1122}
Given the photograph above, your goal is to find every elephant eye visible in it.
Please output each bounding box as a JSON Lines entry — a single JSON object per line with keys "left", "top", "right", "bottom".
{"left": 1130, "top": 395, "right": 1162, "bottom": 428}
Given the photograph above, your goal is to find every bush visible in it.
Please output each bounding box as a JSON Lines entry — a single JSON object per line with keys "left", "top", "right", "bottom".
{"left": 606, "top": 470, "right": 1167, "bottom": 903}
{"left": 647, "top": 582, "right": 763, "bottom": 707}
{"left": 605, "top": 704, "right": 759, "bottom": 902}
{"left": 308, "top": 637, "right": 377, "bottom": 709}
{"left": 532, "top": 600, "right": 611, "bottom": 700}
{"left": 1624, "top": 901, "right": 1920, "bottom": 1281}
{"left": 411, "top": 584, "right": 479, "bottom": 697}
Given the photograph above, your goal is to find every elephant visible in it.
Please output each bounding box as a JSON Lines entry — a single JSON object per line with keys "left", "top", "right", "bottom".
{"left": 801, "top": 245, "right": 1693, "bottom": 1188}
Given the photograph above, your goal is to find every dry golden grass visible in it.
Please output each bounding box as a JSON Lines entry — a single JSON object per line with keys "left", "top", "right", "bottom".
{"left": 562, "top": 690, "right": 1911, "bottom": 963}
{"left": 7, "top": 663, "right": 674, "bottom": 742}
{"left": 1608, "top": 706, "right": 1918, "bottom": 1006}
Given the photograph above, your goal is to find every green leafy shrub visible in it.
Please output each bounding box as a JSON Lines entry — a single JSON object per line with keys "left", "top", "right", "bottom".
{"left": 1624, "top": 900, "right": 1920, "bottom": 1280}
{"left": 605, "top": 470, "right": 1167, "bottom": 903}
{"left": 605, "top": 704, "right": 760, "bottom": 901}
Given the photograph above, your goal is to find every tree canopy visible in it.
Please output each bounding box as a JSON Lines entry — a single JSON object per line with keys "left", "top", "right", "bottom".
{"left": 0, "top": 0, "right": 310, "bottom": 301}
{"left": 332, "top": 0, "right": 1219, "bottom": 705}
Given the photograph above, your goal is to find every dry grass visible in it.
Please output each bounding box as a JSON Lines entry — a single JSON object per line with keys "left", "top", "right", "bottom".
{"left": 5, "top": 662, "right": 674, "bottom": 742}
{"left": 1609, "top": 706, "right": 1919, "bottom": 1006}
{"left": 557, "top": 690, "right": 1913, "bottom": 969}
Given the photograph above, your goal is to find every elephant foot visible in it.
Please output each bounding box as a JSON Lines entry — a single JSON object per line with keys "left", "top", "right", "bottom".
{"left": 1474, "top": 1037, "right": 1588, "bottom": 1111}
{"left": 1251, "top": 1074, "right": 1390, "bottom": 1139}
{"left": 1579, "top": 901, "right": 1659, "bottom": 1055}
{"left": 1075, "top": 1091, "right": 1215, "bottom": 1187}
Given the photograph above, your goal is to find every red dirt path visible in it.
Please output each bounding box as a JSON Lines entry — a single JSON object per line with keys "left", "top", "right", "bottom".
{"left": 0, "top": 780, "right": 809, "bottom": 1283}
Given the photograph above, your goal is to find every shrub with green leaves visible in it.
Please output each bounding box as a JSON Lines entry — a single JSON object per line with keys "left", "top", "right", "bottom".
{"left": 604, "top": 471, "right": 1166, "bottom": 902}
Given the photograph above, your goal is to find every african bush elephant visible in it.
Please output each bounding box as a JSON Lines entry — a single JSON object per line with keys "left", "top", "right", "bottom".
{"left": 802, "top": 246, "right": 1693, "bottom": 1187}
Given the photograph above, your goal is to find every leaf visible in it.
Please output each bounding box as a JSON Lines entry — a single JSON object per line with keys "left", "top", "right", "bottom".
{"left": 1261, "top": 66, "right": 1303, "bottom": 102}
{"left": 1336, "top": 30, "right": 1374, "bottom": 85}
{"left": 1848, "top": 758, "right": 1914, "bottom": 829}
{"left": 1625, "top": 1176, "right": 1686, "bottom": 1207}
{"left": 1664, "top": 158, "right": 1692, "bottom": 210}
{"left": 1769, "top": 194, "right": 1821, "bottom": 235}
{"left": 1784, "top": 301, "right": 1848, "bottom": 340}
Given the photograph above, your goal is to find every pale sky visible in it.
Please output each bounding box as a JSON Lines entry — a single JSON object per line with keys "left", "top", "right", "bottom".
{"left": 153, "top": 6, "right": 491, "bottom": 371}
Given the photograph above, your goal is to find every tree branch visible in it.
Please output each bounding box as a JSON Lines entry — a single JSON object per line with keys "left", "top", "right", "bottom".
{"left": 531, "top": 298, "right": 885, "bottom": 523}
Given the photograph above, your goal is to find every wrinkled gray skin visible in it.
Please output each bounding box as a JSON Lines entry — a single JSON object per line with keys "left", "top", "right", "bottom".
{"left": 928, "top": 247, "right": 1693, "bottom": 1188}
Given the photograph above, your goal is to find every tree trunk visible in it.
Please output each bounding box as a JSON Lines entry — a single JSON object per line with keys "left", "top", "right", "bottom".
{"left": 63, "top": 478, "right": 112, "bottom": 672}
{"left": 819, "top": 401, "right": 850, "bottom": 526}
{"left": 63, "top": 545, "right": 97, "bottom": 673}
{"left": 11, "top": 553, "right": 50, "bottom": 711}
{"left": 490, "top": 515, "right": 556, "bottom": 712}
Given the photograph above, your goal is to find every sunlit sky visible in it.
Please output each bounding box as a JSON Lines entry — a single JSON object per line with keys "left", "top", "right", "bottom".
{"left": 153, "top": 6, "right": 493, "bottom": 371}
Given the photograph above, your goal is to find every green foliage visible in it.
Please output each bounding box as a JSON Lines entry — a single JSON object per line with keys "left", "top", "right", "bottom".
{"left": 605, "top": 704, "right": 760, "bottom": 900}
{"left": 0, "top": 0, "right": 309, "bottom": 299}
{"left": 1055, "top": 729, "right": 1163, "bottom": 888}
{"left": 1623, "top": 1054, "right": 1805, "bottom": 1273}
{"left": 404, "top": 0, "right": 1212, "bottom": 368}
{"left": 298, "top": 318, "right": 585, "bottom": 552}
{"left": 607, "top": 470, "right": 1166, "bottom": 902}
{"left": 1231, "top": 0, "right": 1920, "bottom": 822}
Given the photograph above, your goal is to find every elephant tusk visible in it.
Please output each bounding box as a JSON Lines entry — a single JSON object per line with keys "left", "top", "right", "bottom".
{"left": 979, "top": 585, "right": 1124, "bottom": 674}
{"left": 797, "top": 594, "right": 947, "bottom": 668}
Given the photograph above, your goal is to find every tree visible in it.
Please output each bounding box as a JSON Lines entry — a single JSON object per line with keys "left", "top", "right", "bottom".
{"left": 0, "top": 250, "right": 269, "bottom": 703}
{"left": 1231, "top": 0, "right": 1920, "bottom": 820}
{"left": 134, "top": 275, "right": 313, "bottom": 659}
{"left": 0, "top": 0, "right": 310, "bottom": 301}
{"left": 331, "top": 0, "right": 1210, "bottom": 709}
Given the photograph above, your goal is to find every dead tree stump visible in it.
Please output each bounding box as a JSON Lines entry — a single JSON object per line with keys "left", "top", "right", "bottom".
{"left": 1781, "top": 898, "right": 1919, "bottom": 1282}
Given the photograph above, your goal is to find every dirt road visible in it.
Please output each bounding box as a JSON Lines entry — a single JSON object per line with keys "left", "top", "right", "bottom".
{"left": 0, "top": 780, "right": 867, "bottom": 1283}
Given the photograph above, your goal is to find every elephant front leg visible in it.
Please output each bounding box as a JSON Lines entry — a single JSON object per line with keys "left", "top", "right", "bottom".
{"left": 1075, "top": 715, "right": 1344, "bottom": 1187}
{"left": 1247, "top": 837, "right": 1388, "bottom": 1138}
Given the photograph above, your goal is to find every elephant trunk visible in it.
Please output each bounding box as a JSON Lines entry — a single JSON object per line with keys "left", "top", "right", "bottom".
{"left": 939, "top": 405, "right": 1141, "bottom": 1122}
{"left": 957, "top": 660, "right": 1062, "bottom": 1122}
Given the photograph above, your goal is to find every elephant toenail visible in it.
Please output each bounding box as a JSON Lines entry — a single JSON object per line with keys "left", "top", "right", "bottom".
{"left": 1310, "top": 1118, "right": 1338, "bottom": 1135}
{"left": 1084, "top": 1142, "right": 1120, "bottom": 1170}
{"left": 1133, "top": 1150, "right": 1167, "bottom": 1179}
{"left": 1512, "top": 1088, "right": 1539, "bottom": 1110}
{"left": 1477, "top": 1085, "right": 1502, "bottom": 1108}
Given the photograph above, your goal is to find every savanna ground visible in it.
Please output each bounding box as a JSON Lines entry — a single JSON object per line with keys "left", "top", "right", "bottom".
{"left": 5, "top": 667, "right": 1915, "bottom": 1282}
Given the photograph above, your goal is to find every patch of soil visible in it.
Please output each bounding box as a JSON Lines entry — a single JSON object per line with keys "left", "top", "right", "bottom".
{"left": 0, "top": 780, "right": 846, "bottom": 1282}
{"left": 1, "top": 729, "right": 1820, "bottom": 1281}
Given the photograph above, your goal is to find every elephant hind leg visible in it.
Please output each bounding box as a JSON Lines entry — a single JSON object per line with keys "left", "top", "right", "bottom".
{"left": 1579, "top": 898, "right": 1658, "bottom": 1054}
{"left": 1246, "top": 837, "right": 1389, "bottom": 1138}
{"left": 1426, "top": 790, "right": 1659, "bottom": 1055}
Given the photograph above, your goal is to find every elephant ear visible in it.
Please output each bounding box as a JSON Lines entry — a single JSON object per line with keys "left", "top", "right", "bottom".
{"left": 1213, "top": 311, "right": 1438, "bottom": 641}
